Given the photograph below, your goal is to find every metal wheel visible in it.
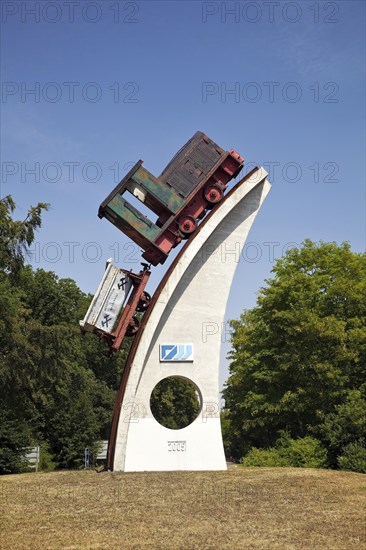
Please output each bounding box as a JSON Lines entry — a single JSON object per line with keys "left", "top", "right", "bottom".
{"left": 178, "top": 215, "right": 197, "bottom": 238}
{"left": 204, "top": 183, "right": 224, "bottom": 204}
{"left": 136, "top": 292, "right": 151, "bottom": 312}
{"left": 126, "top": 316, "right": 140, "bottom": 337}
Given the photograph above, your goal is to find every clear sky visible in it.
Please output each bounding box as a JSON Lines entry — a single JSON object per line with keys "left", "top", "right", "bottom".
{"left": 1, "top": 0, "right": 365, "bottom": 387}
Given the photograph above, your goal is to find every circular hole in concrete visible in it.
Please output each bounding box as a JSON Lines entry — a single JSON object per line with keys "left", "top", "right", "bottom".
{"left": 150, "top": 376, "right": 201, "bottom": 430}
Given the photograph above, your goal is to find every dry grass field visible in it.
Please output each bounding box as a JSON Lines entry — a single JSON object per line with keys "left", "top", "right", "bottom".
{"left": 0, "top": 467, "right": 365, "bottom": 550}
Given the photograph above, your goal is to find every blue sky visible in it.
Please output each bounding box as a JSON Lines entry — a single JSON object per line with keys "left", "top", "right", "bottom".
{"left": 1, "top": 0, "right": 365, "bottom": 386}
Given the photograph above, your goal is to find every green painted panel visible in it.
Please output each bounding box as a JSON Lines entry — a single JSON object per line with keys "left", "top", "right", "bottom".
{"left": 133, "top": 167, "right": 185, "bottom": 213}
{"left": 109, "top": 195, "right": 160, "bottom": 241}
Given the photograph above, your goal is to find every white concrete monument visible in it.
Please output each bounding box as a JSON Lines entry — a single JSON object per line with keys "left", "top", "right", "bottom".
{"left": 107, "top": 167, "right": 271, "bottom": 471}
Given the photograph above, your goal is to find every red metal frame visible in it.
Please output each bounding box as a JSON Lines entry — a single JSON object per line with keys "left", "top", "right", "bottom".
{"left": 100, "top": 266, "right": 151, "bottom": 352}
{"left": 143, "top": 149, "right": 244, "bottom": 265}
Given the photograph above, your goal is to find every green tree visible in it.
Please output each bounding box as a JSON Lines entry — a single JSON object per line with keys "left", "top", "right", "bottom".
{"left": 223, "top": 240, "right": 366, "bottom": 469}
{"left": 0, "top": 196, "right": 124, "bottom": 472}
{"left": 338, "top": 440, "right": 366, "bottom": 473}
{"left": 241, "top": 434, "right": 328, "bottom": 469}
{"left": 313, "top": 390, "right": 366, "bottom": 466}
{"left": 0, "top": 273, "right": 38, "bottom": 473}
{"left": 150, "top": 377, "right": 201, "bottom": 429}
{"left": 0, "top": 195, "right": 49, "bottom": 277}
{"left": 0, "top": 406, "right": 34, "bottom": 474}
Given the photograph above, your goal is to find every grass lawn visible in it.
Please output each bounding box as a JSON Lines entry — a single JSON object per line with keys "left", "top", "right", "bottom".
{"left": 0, "top": 467, "right": 365, "bottom": 549}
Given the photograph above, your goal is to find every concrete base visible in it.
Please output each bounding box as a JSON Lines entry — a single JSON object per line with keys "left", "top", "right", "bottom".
{"left": 112, "top": 168, "right": 271, "bottom": 471}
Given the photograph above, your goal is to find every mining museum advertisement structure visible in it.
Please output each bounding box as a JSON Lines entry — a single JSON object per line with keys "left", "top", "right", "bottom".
{"left": 80, "top": 131, "right": 271, "bottom": 472}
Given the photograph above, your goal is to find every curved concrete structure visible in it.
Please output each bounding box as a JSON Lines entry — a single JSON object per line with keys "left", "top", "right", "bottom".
{"left": 111, "top": 167, "right": 271, "bottom": 471}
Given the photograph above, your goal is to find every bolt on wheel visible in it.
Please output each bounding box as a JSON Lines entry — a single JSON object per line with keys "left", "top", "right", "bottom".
{"left": 204, "top": 183, "right": 223, "bottom": 204}
{"left": 178, "top": 215, "right": 197, "bottom": 238}
{"left": 126, "top": 316, "right": 140, "bottom": 337}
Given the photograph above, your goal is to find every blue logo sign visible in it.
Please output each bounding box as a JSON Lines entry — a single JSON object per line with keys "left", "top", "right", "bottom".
{"left": 160, "top": 344, "right": 193, "bottom": 362}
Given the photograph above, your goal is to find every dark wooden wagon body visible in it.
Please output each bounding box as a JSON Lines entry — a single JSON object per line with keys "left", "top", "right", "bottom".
{"left": 98, "top": 131, "right": 244, "bottom": 265}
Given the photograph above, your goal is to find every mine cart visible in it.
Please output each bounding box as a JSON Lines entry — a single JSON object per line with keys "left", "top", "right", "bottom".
{"left": 98, "top": 131, "right": 244, "bottom": 265}
{"left": 79, "top": 260, "right": 151, "bottom": 351}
